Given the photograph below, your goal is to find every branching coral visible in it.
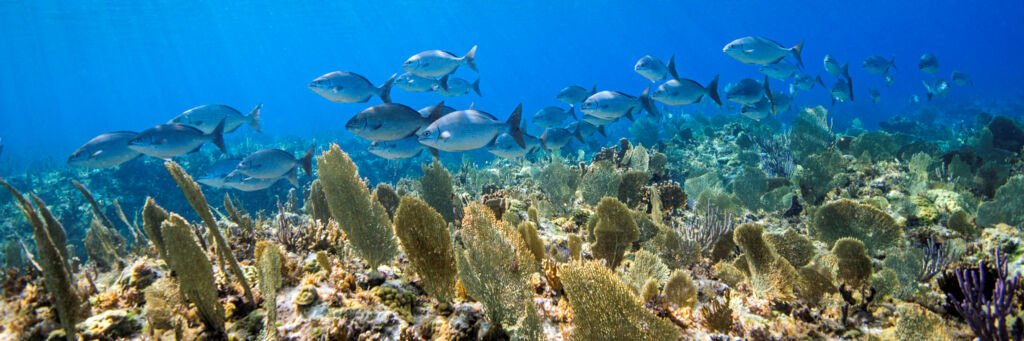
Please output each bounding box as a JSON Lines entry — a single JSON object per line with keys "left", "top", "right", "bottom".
{"left": 948, "top": 251, "right": 1024, "bottom": 341}
{"left": 393, "top": 195, "right": 457, "bottom": 302}
{"left": 561, "top": 260, "right": 680, "bottom": 340}
{"left": 618, "top": 249, "right": 669, "bottom": 294}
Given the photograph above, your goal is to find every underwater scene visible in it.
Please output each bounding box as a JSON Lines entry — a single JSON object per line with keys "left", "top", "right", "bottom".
{"left": 2, "top": 1, "right": 1024, "bottom": 340}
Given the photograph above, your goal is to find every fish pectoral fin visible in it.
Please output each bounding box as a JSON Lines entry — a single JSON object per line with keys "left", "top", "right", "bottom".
{"left": 333, "top": 86, "right": 344, "bottom": 91}
{"left": 90, "top": 150, "right": 103, "bottom": 158}
{"left": 743, "top": 49, "right": 754, "bottom": 54}
{"left": 372, "top": 123, "right": 383, "bottom": 130}
{"left": 440, "top": 131, "right": 452, "bottom": 140}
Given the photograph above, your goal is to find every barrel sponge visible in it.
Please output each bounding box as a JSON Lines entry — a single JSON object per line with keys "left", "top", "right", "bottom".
{"left": 832, "top": 237, "right": 872, "bottom": 287}
{"left": 976, "top": 175, "right": 1024, "bottom": 227}
{"left": 561, "top": 260, "right": 680, "bottom": 340}
{"left": 811, "top": 199, "right": 902, "bottom": 255}
{"left": 592, "top": 197, "right": 639, "bottom": 269}
{"left": 161, "top": 213, "right": 224, "bottom": 333}
{"left": 393, "top": 195, "right": 457, "bottom": 302}
{"left": 316, "top": 144, "right": 398, "bottom": 270}
{"left": 733, "top": 223, "right": 798, "bottom": 299}
{"left": 420, "top": 158, "right": 458, "bottom": 223}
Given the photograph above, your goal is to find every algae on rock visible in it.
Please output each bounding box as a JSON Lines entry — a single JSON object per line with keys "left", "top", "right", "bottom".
{"left": 561, "top": 260, "right": 680, "bottom": 340}
{"left": 317, "top": 144, "right": 399, "bottom": 271}
{"left": 393, "top": 196, "right": 458, "bottom": 302}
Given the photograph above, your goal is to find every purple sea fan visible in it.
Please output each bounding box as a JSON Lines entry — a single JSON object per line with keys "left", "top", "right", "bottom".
{"left": 949, "top": 251, "right": 1024, "bottom": 341}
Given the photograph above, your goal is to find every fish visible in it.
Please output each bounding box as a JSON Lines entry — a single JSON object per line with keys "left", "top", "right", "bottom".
{"left": 952, "top": 71, "right": 973, "bottom": 86}
{"left": 760, "top": 60, "right": 798, "bottom": 80}
{"left": 581, "top": 114, "right": 619, "bottom": 126}
{"left": 790, "top": 73, "right": 825, "bottom": 94}
{"left": 923, "top": 78, "right": 950, "bottom": 101}
{"left": 402, "top": 45, "right": 477, "bottom": 78}
{"left": 197, "top": 158, "right": 243, "bottom": 188}
{"left": 368, "top": 135, "right": 431, "bottom": 160}
{"left": 233, "top": 147, "right": 314, "bottom": 180}
{"left": 870, "top": 88, "right": 882, "bottom": 104}
{"left": 540, "top": 126, "right": 584, "bottom": 151}
{"left": 567, "top": 121, "right": 606, "bottom": 138}
{"left": 651, "top": 75, "right": 721, "bottom": 106}
{"left": 418, "top": 104, "right": 456, "bottom": 117}
{"left": 634, "top": 55, "right": 674, "bottom": 82}
{"left": 823, "top": 54, "right": 846, "bottom": 78}
{"left": 580, "top": 87, "right": 659, "bottom": 120}
{"left": 723, "top": 36, "right": 804, "bottom": 68}
{"left": 417, "top": 104, "right": 525, "bottom": 152}
{"left": 557, "top": 84, "right": 597, "bottom": 104}
{"left": 67, "top": 131, "right": 141, "bottom": 168}
{"left": 309, "top": 71, "right": 395, "bottom": 103}
{"left": 346, "top": 102, "right": 446, "bottom": 141}
{"left": 769, "top": 90, "right": 792, "bottom": 112}
{"left": 394, "top": 72, "right": 439, "bottom": 92}
{"left": 531, "top": 106, "right": 577, "bottom": 128}
{"left": 740, "top": 97, "right": 772, "bottom": 121}
{"left": 861, "top": 56, "right": 896, "bottom": 75}
{"left": 224, "top": 170, "right": 294, "bottom": 191}
{"left": 830, "top": 78, "right": 853, "bottom": 104}
{"left": 433, "top": 75, "right": 481, "bottom": 97}
{"left": 169, "top": 104, "right": 262, "bottom": 134}
{"left": 919, "top": 53, "right": 939, "bottom": 74}
{"left": 487, "top": 132, "right": 541, "bottom": 158}
{"left": 725, "top": 78, "right": 768, "bottom": 105}
{"left": 128, "top": 120, "right": 226, "bottom": 159}
{"left": 884, "top": 73, "right": 895, "bottom": 87}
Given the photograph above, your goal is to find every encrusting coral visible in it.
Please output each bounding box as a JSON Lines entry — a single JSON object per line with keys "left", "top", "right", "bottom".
{"left": 561, "top": 259, "right": 680, "bottom": 340}
{"left": 392, "top": 195, "right": 457, "bottom": 302}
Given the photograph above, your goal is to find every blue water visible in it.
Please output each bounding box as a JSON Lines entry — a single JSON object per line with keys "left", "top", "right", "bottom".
{"left": 0, "top": 0, "right": 1021, "bottom": 170}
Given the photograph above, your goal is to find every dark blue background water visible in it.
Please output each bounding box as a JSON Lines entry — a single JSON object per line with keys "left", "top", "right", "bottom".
{"left": 1, "top": 0, "right": 1021, "bottom": 171}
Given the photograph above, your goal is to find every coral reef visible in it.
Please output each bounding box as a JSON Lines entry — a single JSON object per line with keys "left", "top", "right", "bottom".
{"left": 392, "top": 195, "right": 457, "bottom": 302}
{"left": 561, "top": 260, "right": 680, "bottom": 340}
{"left": 591, "top": 197, "right": 638, "bottom": 268}
{"left": 811, "top": 199, "right": 903, "bottom": 255}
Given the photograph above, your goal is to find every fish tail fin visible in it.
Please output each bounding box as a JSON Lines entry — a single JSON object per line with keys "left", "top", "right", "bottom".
{"left": 764, "top": 76, "right": 777, "bottom": 115}
{"left": 299, "top": 146, "right": 314, "bottom": 176}
{"left": 507, "top": 104, "right": 526, "bottom": 148}
{"left": 463, "top": 45, "right": 478, "bottom": 72}
{"left": 573, "top": 125, "right": 584, "bottom": 143}
{"left": 439, "top": 74, "right": 450, "bottom": 92}
{"left": 791, "top": 40, "right": 805, "bottom": 69}
{"left": 815, "top": 74, "right": 825, "bottom": 87}
{"left": 427, "top": 101, "right": 446, "bottom": 122}
{"left": 471, "top": 78, "right": 481, "bottom": 96}
{"left": 640, "top": 85, "right": 661, "bottom": 118}
{"left": 707, "top": 74, "right": 722, "bottom": 106}
{"left": 286, "top": 168, "right": 298, "bottom": 187}
{"left": 211, "top": 119, "right": 227, "bottom": 154}
{"left": 247, "top": 104, "right": 262, "bottom": 133}
{"left": 379, "top": 73, "right": 396, "bottom": 103}
{"left": 568, "top": 105, "right": 577, "bottom": 120}
{"left": 597, "top": 125, "right": 607, "bottom": 137}
{"left": 590, "top": 83, "right": 597, "bottom": 95}
{"left": 667, "top": 55, "right": 679, "bottom": 80}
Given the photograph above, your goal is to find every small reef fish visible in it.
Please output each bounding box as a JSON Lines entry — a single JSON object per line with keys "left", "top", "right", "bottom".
{"left": 531, "top": 106, "right": 577, "bottom": 128}
{"left": 368, "top": 135, "right": 430, "bottom": 160}
{"left": 487, "top": 132, "right": 541, "bottom": 159}
{"left": 417, "top": 104, "right": 525, "bottom": 152}
{"left": 224, "top": 170, "right": 294, "bottom": 191}
{"left": 567, "top": 120, "right": 605, "bottom": 138}
{"left": 540, "top": 126, "right": 584, "bottom": 151}
{"left": 309, "top": 71, "right": 395, "bottom": 103}
{"left": 347, "top": 103, "right": 446, "bottom": 141}
{"left": 861, "top": 56, "right": 896, "bottom": 75}
{"left": 556, "top": 84, "right": 597, "bottom": 104}
{"left": 433, "top": 75, "right": 481, "bottom": 97}
{"left": 169, "top": 104, "right": 262, "bottom": 134}
{"left": 952, "top": 71, "right": 973, "bottom": 86}
{"left": 634, "top": 55, "right": 675, "bottom": 82}
{"left": 67, "top": 131, "right": 141, "bottom": 168}
{"left": 580, "top": 87, "right": 659, "bottom": 120}
{"left": 394, "top": 72, "right": 439, "bottom": 93}
{"left": 870, "top": 88, "right": 882, "bottom": 104}
{"left": 128, "top": 120, "right": 225, "bottom": 159}
{"left": 197, "top": 158, "right": 243, "bottom": 188}
{"left": 402, "top": 45, "right": 478, "bottom": 78}
{"left": 919, "top": 53, "right": 939, "bottom": 74}
{"left": 760, "top": 60, "right": 798, "bottom": 80}
{"left": 233, "top": 147, "right": 314, "bottom": 180}
{"left": 723, "top": 36, "right": 804, "bottom": 68}
{"left": 651, "top": 75, "right": 721, "bottom": 106}
{"left": 923, "top": 78, "right": 950, "bottom": 101}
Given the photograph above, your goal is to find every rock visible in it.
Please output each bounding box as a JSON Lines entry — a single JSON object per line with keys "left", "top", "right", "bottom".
{"left": 78, "top": 309, "right": 141, "bottom": 340}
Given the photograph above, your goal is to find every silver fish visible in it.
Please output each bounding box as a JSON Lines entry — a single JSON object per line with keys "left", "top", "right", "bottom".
{"left": 952, "top": 71, "right": 972, "bottom": 86}
{"left": 557, "top": 84, "right": 596, "bottom": 104}
{"left": 770, "top": 90, "right": 792, "bottom": 112}
{"left": 233, "top": 147, "right": 313, "bottom": 180}
{"left": 790, "top": 73, "right": 825, "bottom": 94}
{"left": 923, "top": 78, "right": 950, "bottom": 101}
{"left": 740, "top": 97, "right": 772, "bottom": 121}
{"left": 197, "top": 158, "right": 243, "bottom": 188}
{"left": 651, "top": 75, "right": 721, "bottom": 106}
{"left": 433, "top": 75, "right": 480, "bottom": 97}
{"left": 580, "top": 87, "right": 659, "bottom": 120}
{"left": 224, "top": 170, "right": 294, "bottom": 191}
{"left": 309, "top": 71, "right": 395, "bottom": 103}
{"left": 823, "top": 54, "right": 847, "bottom": 78}
{"left": 862, "top": 56, "right": 896, "bottom": 75}
{"left": 417, "top": 104, "right": 524, "bottom": 152}
{"left": 870, "top": 88, "right": 881, "bottom": 104}
{"left": 581, "top": 114, "right": 619, "bottom": 126}
{"left": 128, "top": 120, "right": 225, "bottom": 159}
{"left": 346, "top": 103, "right": 446, "bottom": 141}
{"left": 394, "top": 72, "right": 439, "bottom": 93}
{"left": 531, "top": 106, "right": 576, "bottom": 128}
{"left": 831, "top": 78, "right": 853, "bottom": 104}
{"left": 540, "top": 126, "right": 584, "bottom": 151}
{"left": 567, "top": 121, "right": 605, "bottom": 138}
{"left": 760, "top": 60, "right": 798, "bottom": 80}
{"left": 418, "top": 104, "right": 456, "bottom": 117}
{"left": 919, "top": 53, "right": 939, "bottom": 74}
{"left": 368, "top": 135, "right": 429, "bottom": 160}
{"left": 402, "top": 45, "right": 477, "bottom": 78}
{"left": 169, "top": 104, "right": 261, "bottom": 134}
{"left": 723, "top": 36, "right": 804, "bottom": 68}
{"left": 487, "top": 132, "right": 541, "bottom": 159}
{"left": 635, "top": 55, "right": 674, "bottom": 82}
{"left": 68, "top": 131, "right": 141, "bottom": 168}
{"left": 725, "top": 78, "right": 768, "bottom": 105}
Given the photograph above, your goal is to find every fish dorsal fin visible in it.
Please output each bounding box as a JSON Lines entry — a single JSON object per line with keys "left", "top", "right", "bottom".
{"left": 426, "top": 101, "right": 446, "bottom": 122}
{"left": 667, "top": 55, "right": 679, "bottom": 80}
